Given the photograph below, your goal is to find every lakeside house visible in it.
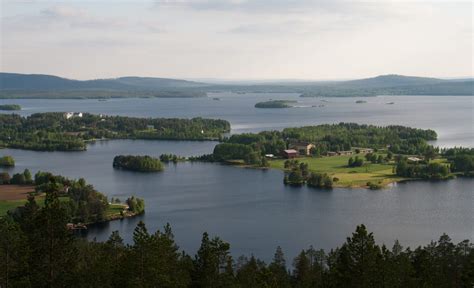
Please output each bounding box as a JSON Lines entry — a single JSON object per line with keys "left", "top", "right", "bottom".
{"left": 283, "top": 149, "right": 298, "bottom": 159}
{"left": 289, "top": 142, "right": 315, "bottom": 156}
{"left": 64, "top": 112, "right": 83, "bottom": 119}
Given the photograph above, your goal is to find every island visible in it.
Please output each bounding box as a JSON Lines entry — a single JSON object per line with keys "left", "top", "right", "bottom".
{"left": 0, "top": 104, "right": 21, "bottom": 110}
{"left": 0, "top": 112, "right": 230, "bottom": 151}
{"left": 255, "top": 100, "right": 297, "bottom": 108}
{"left": 355, "top": 100, "right": 367, "bottom": 104}
{"left": 0, "top": 169, "right": 145, "bottom": 223}
{"left": 113, "top": 155, "right": 164, "bottom": 172}
{"left": 191, "top": 123, "right": 472, "bottom": 188}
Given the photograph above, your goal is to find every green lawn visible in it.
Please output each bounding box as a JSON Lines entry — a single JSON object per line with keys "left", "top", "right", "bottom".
{"left": 0, "top": 199, "right": 28, "bottom": 216}
{"left": 106, "top": 203, "right": 127, "bottom": 218}
{"left": 0, "top": 195, "right": 66, "bottom": 217}
{"left": 269, "top": 154, "right": 405, "bottom": 188}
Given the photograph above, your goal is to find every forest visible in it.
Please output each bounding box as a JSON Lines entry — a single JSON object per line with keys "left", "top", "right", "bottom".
{"left": 0, "top": 195, "right": 473, "bottom": 288}
{"left": 0, "top": 113, "right": 230, "bottom": 151}
{"left": 113, "top": 155, "right": 164, "bottom": 172}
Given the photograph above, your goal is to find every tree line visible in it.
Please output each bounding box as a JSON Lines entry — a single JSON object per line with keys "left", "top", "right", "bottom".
{"left": 1, "top": 197, "right": 473, "bottom": 288}
{"left": 0, "top": 113, "right": 230, "bottom": 151}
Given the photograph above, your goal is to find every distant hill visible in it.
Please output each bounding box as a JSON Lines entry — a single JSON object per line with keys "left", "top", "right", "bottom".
{"left": 0, "top": 72, "right": 472, "bottom": 98}
{"left": 0, "top": 73, "right": 205, "bottom": 91}
{"left": 338, "top": 74, "right": 445, "bottom": 89}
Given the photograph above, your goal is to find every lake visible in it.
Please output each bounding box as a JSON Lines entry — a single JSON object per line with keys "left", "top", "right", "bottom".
{"left": 1, "top": 94, "right": 473, "bottom": 147}
{"left": 0, "top": 94, "right": 473, "bottom": 260}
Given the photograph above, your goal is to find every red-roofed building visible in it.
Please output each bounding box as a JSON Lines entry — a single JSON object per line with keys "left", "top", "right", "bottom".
{"left": 283, "top": 149, "right": 298, "bottom": 159}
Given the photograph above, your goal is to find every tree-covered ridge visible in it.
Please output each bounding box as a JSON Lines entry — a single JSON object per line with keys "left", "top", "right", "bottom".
{"left": 1, "top": 198, "right": 473, "bottom": 288}
{"left": 113, "top": 155, "right": 164, "bottom": 172}
{"left": 0, "top": 112, "right": 230, "bottom": 151}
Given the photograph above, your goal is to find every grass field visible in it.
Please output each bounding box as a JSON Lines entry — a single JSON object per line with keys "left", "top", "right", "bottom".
{"left": 269, "top": 155, "right": 406, "bottom": 188}
{"left": 106, "top": 203, "right": 127, "bottom": 218}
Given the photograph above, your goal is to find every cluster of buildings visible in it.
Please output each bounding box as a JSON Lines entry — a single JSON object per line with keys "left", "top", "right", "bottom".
{"left": 281, "top": 142, "right": 374, "bottom": 159}
{"left": 64, "top": 112, "right": 83, "bottom": 119}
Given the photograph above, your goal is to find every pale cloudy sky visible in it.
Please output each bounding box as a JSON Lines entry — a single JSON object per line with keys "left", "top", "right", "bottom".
{"left": 0, "top": 0, "right": 472, "bottom": 80}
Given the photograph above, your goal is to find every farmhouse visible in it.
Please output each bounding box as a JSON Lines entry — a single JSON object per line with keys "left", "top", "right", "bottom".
{"left": 283, "top": 149, "right": 298, "bottom": 159}
{"left": 289, "top": 142, "right": 315, "bottom": 156}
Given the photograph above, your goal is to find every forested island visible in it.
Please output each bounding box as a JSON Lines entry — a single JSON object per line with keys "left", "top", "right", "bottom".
{"left": 113, "top": 155, "right": 164, "bottom": 172}
{"left": 0, "top": 112, "right": 230, "bottom": 151}
{"left": 255, "top": 100, "right": 297, "bottom": 108}
{"left": 0, "top": 104, "right": 21, "bottom": 110}
{"left": 0, "top": 205, "right": 473, "bottom": 287}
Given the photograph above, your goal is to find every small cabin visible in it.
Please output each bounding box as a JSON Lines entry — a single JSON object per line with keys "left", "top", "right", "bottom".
{"left": 283, "top": 149, "right": 298, "bottom": 159}
{"left": 338, "top": 150, "right": 353, "bottom": 156}
{"left": 289, "top": 142, "right": 315, "bottom": 156}
{"left": 327, "top": 151, "right": 338, "bottom": 157}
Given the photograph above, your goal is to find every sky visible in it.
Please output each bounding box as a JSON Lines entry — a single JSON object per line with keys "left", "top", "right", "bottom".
{"left": 0, "top": 0, "right": 472, "bottom": 80}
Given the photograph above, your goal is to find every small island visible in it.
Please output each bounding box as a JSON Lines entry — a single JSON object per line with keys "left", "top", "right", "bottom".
{"left": 0, "top": 104, "right": 21, "bottom": 110}
{"left": 355, "top": 100, "right": 367, "bottom": 104}
{"left": 255, "top": 100, "right": 297, "bottom": 108}
{"left": 113, "top": 155, "right": 164, "bottom": 172}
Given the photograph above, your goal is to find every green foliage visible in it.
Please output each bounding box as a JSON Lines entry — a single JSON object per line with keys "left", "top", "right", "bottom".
{"left": 160, "top": 154, "right": 185, "bottom": 163}
{"left": 113, "top": 155, "right": 164, "bottom": 172}
{"left": 307, "top": 173, "right": 333, "bottom": 189}
{"left": 126, "top": 196, "right": 145, "bottom": 214}
{"left": 255, "top": 100, "right": 296, "bottom": 108}
{"left": 0, "top": 208, "right": 473, "bottom": 288}
{"left": 0, "top": 155, "right": 15, "bottom": 167}
{"left": 0, "top": 104, "right": 21, "bottom": 110}
{"left": 0, "top": 113, "right": 230, "bottom": 151}
{"left": 0, "top": 172, "right": 11, "bottom": 184}
{"left": 396, "top": 159, "right": 451, "bottom": 179}
{"left": 348, "top": 156, "right": 364, "bottom": 167}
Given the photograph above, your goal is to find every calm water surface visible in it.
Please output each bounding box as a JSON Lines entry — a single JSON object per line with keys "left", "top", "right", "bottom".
{"left": 1, "top": 94, "right": 473, "bottom": 260}
{"left": 1, "top": 94, "right": 472, "bottom": 147}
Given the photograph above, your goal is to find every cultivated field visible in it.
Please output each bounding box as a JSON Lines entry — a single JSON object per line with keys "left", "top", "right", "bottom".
{"left": 0, "top": 185, "right": 35, "bottom": 215}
